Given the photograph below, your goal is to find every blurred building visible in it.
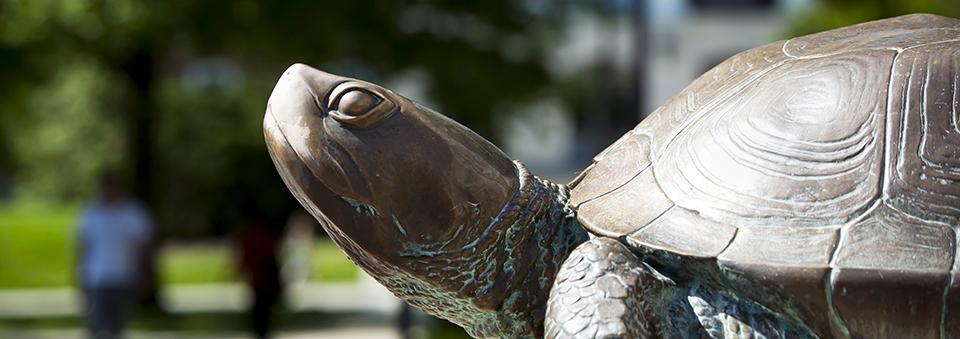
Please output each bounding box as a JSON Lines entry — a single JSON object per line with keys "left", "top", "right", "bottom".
{"left": 645, "top": 0, "right": 812, "bottom": 114}
{"left": 502, "top": 0, "right": 814, "bottom": 182}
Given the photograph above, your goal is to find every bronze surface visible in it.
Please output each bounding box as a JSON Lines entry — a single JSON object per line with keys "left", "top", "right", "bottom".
{"left": 267, "top": 13, "right": 960, "bottom": 339}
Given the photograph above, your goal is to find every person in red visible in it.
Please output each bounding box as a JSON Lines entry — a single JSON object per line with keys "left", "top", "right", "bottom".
{"left": 235, "top": 209, "right": 284, "bottom": 339}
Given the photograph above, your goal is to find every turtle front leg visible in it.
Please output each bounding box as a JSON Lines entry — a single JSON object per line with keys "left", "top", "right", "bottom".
{"left": 545, "top": 237, "right": 819, "bottom": 339}
{"left": 545, "top": 237, "right": 664, "bottom": 338}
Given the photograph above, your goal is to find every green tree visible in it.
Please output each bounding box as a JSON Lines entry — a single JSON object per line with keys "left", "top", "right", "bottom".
{"left": 787, "top": 0, "right": 960, "bottom": 36}
{"left": 0, "top": 0, "right": 570, "bottom": 235}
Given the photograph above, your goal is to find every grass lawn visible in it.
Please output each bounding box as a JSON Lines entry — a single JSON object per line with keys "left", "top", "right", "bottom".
{"left": 160, "top": 240, "right": 358, "bottom": 285}
{"left": 0, "top": 202, "right": 77, "bottom": 288}
{"left": 0, "top": 202, "right": 357, "bottom": 289}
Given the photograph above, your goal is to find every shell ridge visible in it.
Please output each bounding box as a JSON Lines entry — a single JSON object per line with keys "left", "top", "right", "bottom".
{"left": 712, "top": 226, "right": 741, "bottom": 261}
{"left": 656, "top": 50, "right": 892, "bottom": 227}
{"left": 901, "top": 36, "right": 960, "bottom": 53}
{"left": 738, "top": 109, "right": 877, "bottom": 155}
{"left": 663, "top": 127, "right": 876, "bottom": 226}
{"left": 822, "top": 200, "right": 881, "bottom": 338}
{"left": 632, "top": 130, "right": 657, "bottom": 163}
{"left": 884, "top": 40, "right": 960, "bottom": 223}
{"left": 661, "top": 133, "right": 791, "bottom": 217}
{"left": 628, "top": 204, "right": 677, "bottom": 237}
{"left": 825, "top": 269, "right": 852, "bottom": 338}
{"left": 828, "top": 199, "right": 881, "bottom": 267}
{"left": 917, "top": 49, "right": 960, "bottom": 179}
{"left": 880, "top": 44, "right": 906, "bottom": 201}
{"left": 786, "top": 31, "right": 960, "bottom": 61}
{"left": 663, "top": 148, "right": 815, "bottom": 223}
{"left": 653, "top": 54, "right": 792, "bottom": 160}
{"left": 783, "top": 13, "right": 960, "bottom": 58}
{"left": 716, "top": 226, "right": 739, "bottom": 258}
{"left": 662, "top": 147, "right": 791, "bottom": 221}
{"left": 828, "top": 203, "right": 956, "bottom": 338}
{"left": 571, "top": 162, "right": 651, "bottom": 210}
{"left": 789, "top": 47, "right": 903, "bottom": 60}
{"left": 879, "top": 200, "right": 956, "bottom": 229}
{"left": 719, "top": 120, "right": 879, "bottom": 180}
{"left": 782, "top": 37, "right": 798, "bottom": 59}
{"left": 727, "top": 130, "right": 877, "bottom": 180}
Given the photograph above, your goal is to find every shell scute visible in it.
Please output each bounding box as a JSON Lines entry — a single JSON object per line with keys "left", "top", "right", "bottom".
{"left": 626, "top": 206, "right": 737, "bottom": 258}
{"left": 719, "top": 226, "right": 839, "bottom": 266}
{"left": 577, "top": 168, "right": 673, "bottom": 237}
{"left": 655, "top": 49, "right": 894, "bottom": 228}
{"left": 885, "top": 40, "right": 960, "bottom": 224}
{"left": 569, "top": 133, "right": 652, "bottom": 207}
{"left": 827, "top": 204, "right": 953, "bottom": 339}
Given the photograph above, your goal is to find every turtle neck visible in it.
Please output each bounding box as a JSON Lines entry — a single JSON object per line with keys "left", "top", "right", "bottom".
{"left": 368, "top": 162, "right": 589, "bottom": 338}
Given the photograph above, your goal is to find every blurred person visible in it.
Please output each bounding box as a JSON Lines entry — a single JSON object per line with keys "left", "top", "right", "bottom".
{"left": 76, "top": 172, "right": 154, "bottom": 339}
{"left": 282, "top": 209, "right": 315, "bottom": 285}
{"left": 398, "top": 303, "right": 414, "bottom": 339}
{"left": 235, "top": 209, "right": 284, "bottom": 339}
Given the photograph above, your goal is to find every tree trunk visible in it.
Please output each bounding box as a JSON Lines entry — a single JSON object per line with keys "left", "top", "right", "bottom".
{"left": 120, "top": 47, "right": 161, "bottom": 310}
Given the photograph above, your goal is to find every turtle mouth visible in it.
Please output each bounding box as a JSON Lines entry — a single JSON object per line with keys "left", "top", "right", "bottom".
{"left": 264, "top": 64, "right": 375, "bottom": 203}
{"left": 263, "top": 108, "right": 330, "bottom": 219}
{"left": 264, "top": 107, "right": 391, "bottom": 259}
{"left": 264, "top": 105, "right": 363, "bottom": 200}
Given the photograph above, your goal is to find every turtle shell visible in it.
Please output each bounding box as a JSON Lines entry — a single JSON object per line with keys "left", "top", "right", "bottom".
{"left": 569, "top": 14, "right": 960, "bottom": 339}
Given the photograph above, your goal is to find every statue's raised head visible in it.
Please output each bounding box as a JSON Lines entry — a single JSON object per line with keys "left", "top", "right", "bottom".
{"left": 263, "top": 63, "right": 518, "bottom": 265}
{"left": 263, "top": 63, "right": 587, "bottom": 337}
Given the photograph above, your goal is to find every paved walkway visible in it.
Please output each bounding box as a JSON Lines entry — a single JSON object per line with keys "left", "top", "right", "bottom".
{"left": 0, "top": 327, "right": 400, "bottom": 339}
{"left": 0, "top": 275, "right": 400, "bottom": 318}
{"left": 0, "top": 275, "right": 407, "bottom": 338}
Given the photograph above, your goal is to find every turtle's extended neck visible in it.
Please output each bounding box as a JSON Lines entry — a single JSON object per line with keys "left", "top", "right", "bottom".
{"left": 378, "top": 162, "right": 589, "bottom": 338}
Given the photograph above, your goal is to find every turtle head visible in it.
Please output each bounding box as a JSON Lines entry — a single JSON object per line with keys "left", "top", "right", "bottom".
{"left": 264, "top": 63, "right": 518, "bottom": 267}
{"left": 264, "top": 63, "right": 587, "bottom": 337}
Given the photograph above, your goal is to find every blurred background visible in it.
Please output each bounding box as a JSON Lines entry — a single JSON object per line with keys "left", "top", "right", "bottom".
{"left": 0, "top": 0, "right": 958, "bottom": 338}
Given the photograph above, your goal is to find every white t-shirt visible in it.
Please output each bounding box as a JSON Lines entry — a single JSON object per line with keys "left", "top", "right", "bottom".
{"left": 78, "top": 200, "right": 153, "bottom": 288}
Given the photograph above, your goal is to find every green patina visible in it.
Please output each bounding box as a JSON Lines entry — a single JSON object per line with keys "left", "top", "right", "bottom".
{"left": 375, "top": 163, "right": 588, "bottom": 338}
{"left": 391, "top": 214, "right": 408, "bottom": 236}
{"left": 340, "top": 196, "right": 380, "bottom": 217}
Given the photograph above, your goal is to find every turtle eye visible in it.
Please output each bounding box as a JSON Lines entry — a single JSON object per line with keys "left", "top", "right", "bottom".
{"left": 335, "top": 89, "right": 382, "bottom": 117}
{"left": 327, "top": 83, "right": 397, "bottom": 128}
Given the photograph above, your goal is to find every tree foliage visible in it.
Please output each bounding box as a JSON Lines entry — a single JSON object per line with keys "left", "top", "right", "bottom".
{"left": 0, "top": 0, "right": 584, "bottom": 236}
{"left": 786, "top": 0, "right": 960, "bottom": 37}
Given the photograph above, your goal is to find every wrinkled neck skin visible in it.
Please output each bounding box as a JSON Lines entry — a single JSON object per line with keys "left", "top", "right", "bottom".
{"left": 338, "top": 162, "right": 588, "bottom": 338}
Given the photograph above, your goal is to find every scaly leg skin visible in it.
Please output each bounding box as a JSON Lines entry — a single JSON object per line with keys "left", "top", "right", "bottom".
{"left": 685, "top": 285, "right": 817, "bottom": 339}
{"left": 544, "top": 237, "right": 816, "bottom": 339}
{"left": 544, "top": 237, "right": 662, "bottom": 338}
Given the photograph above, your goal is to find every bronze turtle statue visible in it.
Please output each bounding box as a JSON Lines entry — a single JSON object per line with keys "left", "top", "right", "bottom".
{"left": 264, "top": 14, "right": 960, "bottom": 338}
